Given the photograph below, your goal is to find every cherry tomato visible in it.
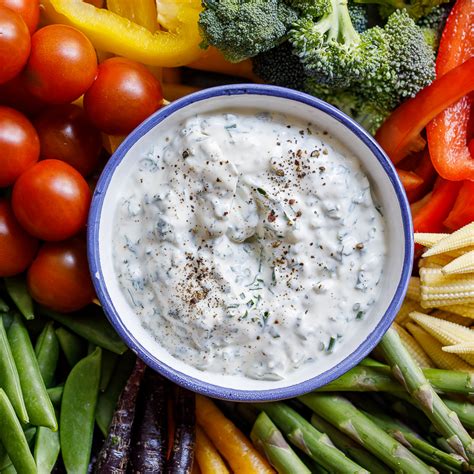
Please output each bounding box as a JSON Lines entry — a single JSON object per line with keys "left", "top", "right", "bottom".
{"left": 0, "top": 6, "right": 30, "bottom": 85}
{"left": 84, "top": 57, "right": 163, "bottom": 135}
{"left": 34, "top": 104, "right": 102, "bottom": 176}
{"left": 0, "top": 106, "right": 39, "bottom": 187}
{"left": 24, "top": 25, "right": 98, "bottom": 104}
{"left": 12, "top": 159, "right": 91, "bottom": 241}
{"left": 0, "top": 199, "right": 39, "bottom": 277}
{"left": 27, "top": 237, "right": 95, "bottom": 312}
{"left": 0, "top": 0, "right": 39, "bottom": 33}
{"left": 0, "top": 73, "right": 45, "bottom": 116}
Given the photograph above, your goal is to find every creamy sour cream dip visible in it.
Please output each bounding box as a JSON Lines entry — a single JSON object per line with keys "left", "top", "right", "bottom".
{"left": 112, "top": 109, "right": 386, "bottom": 381}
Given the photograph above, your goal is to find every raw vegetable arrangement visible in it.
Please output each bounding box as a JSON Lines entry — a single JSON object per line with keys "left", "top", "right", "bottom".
{"left": 0, "top": 0, "right": 473, "bottom": 473}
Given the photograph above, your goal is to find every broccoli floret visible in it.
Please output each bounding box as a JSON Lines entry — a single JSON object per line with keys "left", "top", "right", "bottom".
{"left": 284, "top": 0, "right": 332, "bottom": 17}
{"left": 417, "top": 3, "right": 452, "bottom": 49}
{"left": 252, "top": 42, "right": 307, "bottom": 90}
{"left": 348, "top": 2, "right": 370, "bottom": 32}
{"left": 359, "top": 9, "right": 435, "bottom": 108}
{"left": 305, "top": 79, "right": 389, "bottom": 134}
{"left": 353, "top": 0, "right": 450, "bottom": 20}
{"left": 199, "top": 0, "right": 298, "bottom": 63}
{"left": 290, "top": 0, "right": 375, "bottom": 88}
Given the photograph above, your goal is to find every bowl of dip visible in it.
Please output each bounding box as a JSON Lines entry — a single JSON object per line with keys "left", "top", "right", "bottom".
{"left": 88, "top": 84, "right": 413, "bottom": 401}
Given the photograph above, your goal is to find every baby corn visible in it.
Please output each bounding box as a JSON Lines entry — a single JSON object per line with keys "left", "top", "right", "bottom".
{"left": 431, "top": 309, "right": 472, "bottom": 327}
{"left": 407, "top": 277, "right": 421, "bottom": 302}
{"left": 419, "top": 254, "right": 453, "bottom": 269}
{"left": 440, "top": 304, "right": 474, "bottom": 320}
{"left": 414, "top": 233, "right": 447, "bottom": 247}
{"left": 392, "top": 323, "right": 434, "bottom": 368}
{"left": 423, "top": 222, "right": 474, "bottom": 257}
{"left": 443, "top": 343, "right": 474, "bottom": 355}
{"left": 406, "top": 323, "right": 473, "bottom": 372}
{"left": 394, "top": 299, "right": 427, "bottom": 326}
{"left": 442, "top": 250, "right": 474, "bottom": 275}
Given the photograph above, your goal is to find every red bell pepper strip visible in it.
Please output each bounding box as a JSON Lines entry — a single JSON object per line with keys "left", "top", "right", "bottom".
{"left": 405, "top": 149, "right": 437, "bottom": 203}
{"left": 444, "top": 181, "right": 474, "bottom": 231}
{"left": 412, "top": 178, "right": 462, "bottom": 233}
{"left": 396, "top": 168, "right": 423, "bottom": 192}
{"left": 426, "top": 0, "right": 474, "bottom": 181}
{"left": 469, "top": 139, "right": 474, "bottom": 159}
{"left": 375, "top": 57, "right": 474, "bottom": 165}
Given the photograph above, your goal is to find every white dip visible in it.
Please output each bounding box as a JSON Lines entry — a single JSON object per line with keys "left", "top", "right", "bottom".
{"left": 113, "top": 109, "right": 386, "bottom": 381}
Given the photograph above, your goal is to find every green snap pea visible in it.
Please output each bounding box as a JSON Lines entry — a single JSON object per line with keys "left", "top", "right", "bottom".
{"left": 0, "top": 389, "right": 36, "bottom": 474}
{"left": 0, "top": 428, "right": 36, "bottom": 471}
{"left": 34, "top": 427, "right": 60, "bottom": 474}
{"left": 0, "top": 317, "right": 28, "bottom": 423}
{"left": 47, "top": 386, "right": 64, "bottom": 407}
{"left": 35, "top": 322, "right": 59, "bottom": 388}
{"left": 100, "top": 350, "right": 118, "bottom": 392}
{"left": 56, "top": 327, "right": 87, "bottom": 367}
{"left": 61, "top": 347, "right": 102, "bottom": 474}
{"left": 4, "top": 277, "right": 34, "bottom": 320}
{"left": 41, "top": 307, "right": 127, "bottom": 354}
{"left": 7, "top": 315, "right": 57, "bottom": 430}
{"left": 96, "top": 350, "right": 136, "bottom": 436}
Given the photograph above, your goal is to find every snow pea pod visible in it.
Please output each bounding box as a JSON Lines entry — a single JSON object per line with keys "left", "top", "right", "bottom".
{"left": 0, "top": 428, "right": 36, "bottom": 471}
{"left": 47, "top": 386, "right": 64, "bottom": 407}
{"left": 4, "top": 276, "right": 34, "bottom": 320}
{"left": 61, "top": 347, "right": 102, "bottom": 474}
{"left": 0, "top": 389, "right": 36, "bottom": 474}
{"left": 96, "top": 351, "right": 136, "bottom": 436}
{"left": 34, "top": 427, "right": 60, "bottom": 474}
{"left": 7, "top": 314, "right": 57, "bottom": 430}
{"left": 0, "top": 316, "right": 28, "bottom": 423}
{"left": 41, "top": 307, "right": 127, "bottom": 354}
{"left": 35, "top": 321, "right": 60, "bottom": 388}
{"left": 56, "top": 326, "right": 87, "bottom": 367}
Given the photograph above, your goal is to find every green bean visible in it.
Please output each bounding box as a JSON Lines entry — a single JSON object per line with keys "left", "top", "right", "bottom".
{"left": 35, "top": 322, "right": 59, "bottom": 388}
{"left": 100, "top": 350, "right": 118, "bottom": 392}
{"left": 7, "top": 314, "right": 57, "bottom": 430}
{"left": 56, "top": 326, "right": 87, "bottom": 367}
{"left": 41, "top": 307, "right": 127, "bottom": 354}
{"left": 0, "top": 389, "right": 36, "bottom": 474}
{"left": 61, "top": 347, "right": 102, "bottom": 474}
{"left": 4, "top": 277, "right": 34, "bottom": 320}
{"left": 47, "top": 386, "right": 64, "bottom": 407}
{"left": 34, "top": 427, "right": 60, "bottom": 474}
{"left": 96, "top": 351, "right": 136, "bottom": 436}
{"left": 0, "top": 316, "right": 28, "bottom": 423}
{"left": 0, "top": 428, "right": 36, "bottom": 471}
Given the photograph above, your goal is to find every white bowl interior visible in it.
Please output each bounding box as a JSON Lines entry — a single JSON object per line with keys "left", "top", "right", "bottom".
{"left": 96, "top": 93, "right": 406, "bottom": 393}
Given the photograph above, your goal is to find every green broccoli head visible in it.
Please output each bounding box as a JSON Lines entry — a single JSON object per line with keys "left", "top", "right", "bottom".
{"left": 252, "top": 42, "right": 307, "bottom": 90}
{"left": 305, "top": 79, "right": 389, "bottom": 134}
{"left": 348, "top": 2, "right": 370, "bottom": 32}
{"left": 284, "top": 0, "right": 332, "bottom": 17}
{"left": 290, "top": 0, "right": 367, "bottom": 88}
{"left": 198, "top": 0, "right": 298, "bottom": 63}
{"left": 417, "top": 4, "right": 452, "bottom": 50}
{"left": 360, "top": 10, "right": 435, "bottom": 109}
{"left": 353, "top": 0, "right": 450, "bottom": 21}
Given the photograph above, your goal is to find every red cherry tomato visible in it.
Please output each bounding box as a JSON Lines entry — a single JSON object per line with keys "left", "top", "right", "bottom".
{"left": 84, "top": 57, "right": 163, "bottom": 135}
{"left": 24, "top": 25, "right": 98, "bottom": 104}
{"left": 0, "top": 6, "right": 30, "bottom": 85}
{"left": 0, "top": 73, "right": 45, "bottom": 116}
{"left": 0, "top": 106, "right": 39, "bottom": 187}
{"left": 27, "top": 238, "right": 95, "bottom": 312}
{"left": 12, "top": 159, "right": 91, "bottom": 241}
{"left": 34, "top": 104, "right": 102, "bottom": 176}
{"left": 0, "top": 0, "right": 39, "bottom": 33}
{"left": 0, "top": 199, "right": 39, "bottom": 277}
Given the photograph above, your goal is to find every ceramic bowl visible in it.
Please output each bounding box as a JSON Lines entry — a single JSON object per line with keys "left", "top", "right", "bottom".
{"left": 88, "top": 84, "right": 413, "bottom": 401}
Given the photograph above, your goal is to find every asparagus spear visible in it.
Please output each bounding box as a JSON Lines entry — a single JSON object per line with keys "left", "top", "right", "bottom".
{"left": 361, "top": 410, "right": 466, "bottom": 472}
{"left": 316, "top": 365, "right": 474, "bottom": 394}
{"left": 258, "top": 402, "right": 368, "bottom": 474}
{"left": 299, "top": 393, "right": 433, "bottom": 474}
{"left": 379, "top": 328, "right": 474, "bottom": 463}
{"left": 251, "top": 412, "right": 311, "bottom": 474}
{"left": 310, "top": 414, "right": 391, "bottom": 474}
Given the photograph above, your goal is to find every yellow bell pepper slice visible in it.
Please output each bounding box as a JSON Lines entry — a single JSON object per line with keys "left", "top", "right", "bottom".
{"left": 107, "top": 0, "right": 159, "bottom": 32}
{"left": 40, "top": 0, "right": 205, "bottom": 67}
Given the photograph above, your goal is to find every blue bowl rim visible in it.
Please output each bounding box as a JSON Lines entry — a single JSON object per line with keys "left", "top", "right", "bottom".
{"left": 87, "top": 83, "right": 414, "bottom": 402}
